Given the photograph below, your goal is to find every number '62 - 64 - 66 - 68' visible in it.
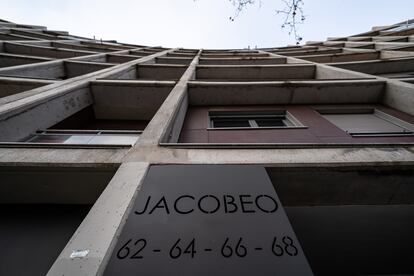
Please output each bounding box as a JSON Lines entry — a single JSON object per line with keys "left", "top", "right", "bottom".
{"left": 116, "top": 236, "right": 298, "bottom": 260}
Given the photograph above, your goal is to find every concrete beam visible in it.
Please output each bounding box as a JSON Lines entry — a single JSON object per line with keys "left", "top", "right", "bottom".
{"left": 65, "top": 61, "right": 114, "bottom": 78}
{"left": 199, "top": 56, "right": 287, "bottom": 65}
{"left": 47, "top": 162, "right": 150, "bottom": 276}
{"left": 155, "top": 56, "right": 193, "bottom": 65}
{"left": 275, "top": 48, "right": 343, "bottom": 57}
{"left": 0, "top": 147, "right": 129, "bottom": 165}
{"left": 298, "top": 52, "right": 380, "bottom": 63}
{"left": 106, "top": 54, "right": 140, "bottom": 64}
{"left": 196, "top": 64, "right": 316, "bottom": 80}
{"left": 136, "top": 51, "right": 200, "bottom": 146}
{"left": 384, "top": 80, "right": 414, "bottom": 115}
{"left": 11, "top": 29, "right": 59, "bottom": 40}
{"left": 200, "top": 52, "right": 269, "bottom": 58}
{"left": 331, "top": 57, "right": 414, "bottom": 75}
{"left": 0, "top": 60, "right": 65, "bottom": 79}
{"left": 4, "top": 42, "right": 97, "bottom": 59}
{"left": 0, "top": 52, "right": 53, "bottom": 68}
{"left": 52, "top": 41, "right": 116, "bottom": 53}
{"left": 187, "top": 80, "right": 385, "bottom": 105}
{"left": 138, "top": 64, "right": 188, "bottom": 80}
{"left": 0, "top": 32, "right": 40, "bottom": 41}
{"left": 91, "top": 80, "right": 176, "bottom": 120}
{"left": 0, "top": 85, "right": 93, "bottom": 141}
{"left": 0, "top": 77, "right": 55, "bottom": 98}
{"left": 0, "top": 48, "right": 175, "bottom": 123}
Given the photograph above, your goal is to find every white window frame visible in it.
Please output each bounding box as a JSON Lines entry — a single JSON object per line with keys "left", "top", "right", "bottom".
{"left": 317, "top": 108, "right": 414, "bottom": 137}
{"left": 208, "top": 110, "right": 306, "bottom": 130}
{"left": 24, "top": 129, "right": 142, "bottom": 146}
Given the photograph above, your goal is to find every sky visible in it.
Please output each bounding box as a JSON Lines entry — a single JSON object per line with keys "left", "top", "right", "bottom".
{"left": 1, "top": 0, "right": 414, "bottom": 49}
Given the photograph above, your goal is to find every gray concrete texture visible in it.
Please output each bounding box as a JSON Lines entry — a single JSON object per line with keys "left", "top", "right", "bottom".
{"left": 0, "top": 18, "right": 412, "bottom": 276}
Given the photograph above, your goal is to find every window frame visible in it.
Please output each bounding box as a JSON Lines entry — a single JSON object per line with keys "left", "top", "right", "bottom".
{"left": 207, "top": 110, "right": 306, "bottom": 130}
{"left": 317, "top": 108, "right": 414, "bottom": 137}
{"left": 23, "top": 129, "right": 142, "bottom": 146}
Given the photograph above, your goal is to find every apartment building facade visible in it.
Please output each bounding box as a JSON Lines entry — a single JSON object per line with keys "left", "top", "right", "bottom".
{"left": 0, "top": 18, "right": 414, "bottom": 275}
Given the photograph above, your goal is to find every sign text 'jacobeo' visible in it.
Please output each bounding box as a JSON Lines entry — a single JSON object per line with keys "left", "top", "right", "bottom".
{"left": 134, "top": 194, "right": 278, "bottom": 215}
{"left": 104, "top": 165, "right": 313, "bottom": 276}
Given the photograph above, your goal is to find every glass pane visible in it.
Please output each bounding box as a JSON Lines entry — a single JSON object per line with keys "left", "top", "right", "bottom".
{"left": 323, "top": 114, "right": 407, "bottom": 134}
{"left": 255, "top": 118, "right": 286, "bottom": 127}
{"left": 63, "top": 135, "right": 95, "bottom": 144}
{"left": 28, "top": 135, "right": 71, "bottom": 143}
{"left": 88, "top": 135, "right": 139, "bottom": 145}
{"left": 212, "top": 118, "right": 251, "bottom": 128}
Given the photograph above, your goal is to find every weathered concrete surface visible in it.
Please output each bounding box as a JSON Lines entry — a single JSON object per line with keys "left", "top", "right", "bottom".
{"left": 199, "top": 56, "right": 287, "bottom": 65}
{"left": 0, "top": 85, "right": 93, "bottom": 141}
{"left": 0, "top": 60, "right": 65, "bottom": 79}
{"left": 124, "top": 145, "right": 414, "bottom": 166}
{"left": 0, "top": 52, "right": 53, "bottom": 68}
{"left": 91, "top": 80, "right": 175, "bottom": 120}
{"left": 0, "top": 48, "right": 176, "bottom": 141}
{"left": 384, "top": 80, "right": 414, "bottom": 115}
{"left": 136, "top": 51, "right": 200, "bottom": 146}
{"left": 0, "top": 147, "right": 128, "bottom": 165}
{"left": 46, "top": 162, "right": 150, "bottom": 276}
{"left": 0, "top": 77, "right": 55, "bottom": 98}
{"left": 138, "top": 64, "right": 188, "bottom": 80}
{"left": 196, "top": 64, "right": 316, "bottom": 80}
{"left": 0, "top": 18, "right": 413, "bottom": 276}
{"left": 331, "top": 57, "right": 414, "bottom": 75}
{"left": 187, "top": 80, "right": 385, "bottom": 105}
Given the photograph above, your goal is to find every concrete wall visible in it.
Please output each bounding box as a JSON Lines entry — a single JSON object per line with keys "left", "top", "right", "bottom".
{"left": 179, "top": 105, "right": 414, "bottom": 144}
{"left": 0, "top": 78, "right": 54, "bottom": 98}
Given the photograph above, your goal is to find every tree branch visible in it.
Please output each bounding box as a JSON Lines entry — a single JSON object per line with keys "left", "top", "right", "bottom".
{"left": 276, "top": 0, "right": 305, "bottom": 44}
{"left": 228, "top": 0, "right": 306, "bottom": 44}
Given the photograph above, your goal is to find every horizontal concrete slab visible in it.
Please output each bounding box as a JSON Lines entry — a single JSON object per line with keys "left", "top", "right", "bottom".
{"left": 0, "top": 60, "right": 113, "bottom": 80}
{"left": 0, "top": 77, "right": 55, "bottom": 98}
{"left": 0, "top": 60, "right": 64, "bottom": 79}
{"left": 91, "top": 80, "right": 175, "bottom": 120}
{"left": 155, "top": 56, "right": 193, "bottom": 65}
{"left": 332, "top": 57, "right": 414, "bottom": 75}
{"left": 0, "top": 52, "right": 53, "bottom": 68}
{"left": 199, "top": 56, "right": 287, "bottom": 65}
{"left": 52, "top": 41, "right": 119, "bottom": 53}
{"left": 196, "top": 64, "right": 316, "bottom": 80}
{"left": 137, "top": 64, "right": 188, "bottom": 80}
{"left": 0, "top": 32, "right": 40, "bottom": 41}
{"left": 275, "top": 48, "right": 343, "bottom": 57}
{"left": 299, "top": 52, "right": 381, "bottom": 63}
{"left": 106, "top": 54, "right": 140, "bottom": 64}
{"left": 166, "top": 52, "right": 197, "bottom": 58}
{"left": 64, "top": 61, "right": 113, "bottom": 78}
{"left": 3, "top": 42, "right": 97, "bottom": 59}
{"left": 200, "top": 52, "right": 270, "bottom": 58}
{"left": 188, "top": 80, "right": 385, "bottom": 105}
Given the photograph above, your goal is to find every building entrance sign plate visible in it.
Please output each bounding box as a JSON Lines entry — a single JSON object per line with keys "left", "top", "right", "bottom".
{"left": 104, "top": 165, "right": 313, "bottom": 275}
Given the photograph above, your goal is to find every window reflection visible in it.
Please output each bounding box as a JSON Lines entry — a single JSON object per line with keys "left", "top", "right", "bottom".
{"left": 25, "top": 131, "right": 140, "bottom": 146}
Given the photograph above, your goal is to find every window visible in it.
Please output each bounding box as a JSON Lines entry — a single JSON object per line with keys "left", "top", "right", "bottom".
{"left": 318, "top": 108, "right": 414, "bottom": 137}
{"left": 209, "top": 111, "right": 304, "bottom": 129}
{"left": 24, "top": 130, "right": 141, "bottom": 146}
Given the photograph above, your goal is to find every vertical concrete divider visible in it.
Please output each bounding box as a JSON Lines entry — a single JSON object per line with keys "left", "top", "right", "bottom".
{"left": 47, "top": 162, "right": 150, "bottom": 276}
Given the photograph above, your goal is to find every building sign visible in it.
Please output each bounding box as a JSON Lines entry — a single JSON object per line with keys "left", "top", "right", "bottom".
{"left": 104, "top": 165, "right": 313, "bottom": 275}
